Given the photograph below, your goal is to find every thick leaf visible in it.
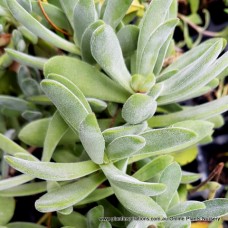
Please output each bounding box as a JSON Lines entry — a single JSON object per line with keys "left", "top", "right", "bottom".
{"left": 103, "top": 0, "right": 133, "bottom": 29}
{"left": 81, "top": 20, "right": 105, "bottom": 64}
{"left": 149, "top": 96, "right": 228, "bottom": 127}
{"left": 19, "top": 118, "right": 79, "bottom": 147}
{"left": 101, "top": 163, "right": 166, "bottom": 196}
{"left": 174, "top": 199, "right": 228, "bottom": 219}
{"left": 0, "top": 133, "right": 28, "bottom": 155}
{"left": 0, "top": 182, "right": 47, "bottom": 197}
{"left": 5, "top": 49, "right": 46, "bottom": 70}
{"left": 102, "top": 122, "right": 147, "bottom": 144}
{"left": 41, "top": 111, "right": 69, "bottom": 162}
{"left": 35, "top": 172, "right": 105, "bottom": 212}
{"left": 122, "top": 93, "right": 157, "bottom": 124}
{"left": 44, "top": 56, "right": 130, "bottom": 103}
{"left": 181, "top": 171, "right": 201, "bottom": 184}
{"left": 58, "top": 211, "right": 86, "bottom": 228}
{"left": 87, "top": 98, "right": 107, "bottom": 113}
{"left": 77, "top": 187, "right": 113, "bottom": 206}
{"left": 163, "top": 220, "right": 191, "bottom": 228}
{"left": 41, "top": 79, "right": 89, "bottom": 132}
{"left": 106, "top": 135, "right": 145, "bottom": 160}
{"left": 79, "top": 113, "right": 105, "bottom": 164}
{"left": 0, "top": 196, "right": 15, "bottom": 225}
{"left": 87, "top": 205, "right": 104, "bottom": 228}
{"left": 138, "top": 19, "right": 178, "bottom": 76}
{"left": 117, "top": 25, "right": 139, "bottom": 57}
{"left": 127, "top": 221, "right": 157, "bottom": 228}
{"left": 156, "top": 162, "right": 182, "bottom": 211}
{"left": 73, "top": 0, "right": 98, "bottom": 43}
{"left": 111, "top": 184, "right": 166, "bottom": 218}
{"left": 0, "top": 174, "right": 34, "bottom": 191}
{"left": 136, "top": 0, "right": 173, "bottom": 71}
{"left": 5, "top": 156, "right": 99, "bottom": 181}
{"left": 133, "top": 155, "right": 174, "bottom": 181}
{"left": 7, "top": 223, "right": 45, "bottom": 228}
{"left": 7, "top": 0, "right": 80, "bottom": 54}
{"left": 99, "top": 221, "right": 112, "bottom": 228}
{"left": 167, "top": 201, "right": 205, "bottom": 217}
{"left": 91, "top": 24, "right": 133, "bottom": 93}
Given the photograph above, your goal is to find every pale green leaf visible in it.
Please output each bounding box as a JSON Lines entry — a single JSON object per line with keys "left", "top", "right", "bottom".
{"left": 73, "top": 0, "right": 97, "bottom": 43}
{"left": 44, "top": 56, "right": 130, "bottom": 103}
{"left": 101, "top": 163, "right": 166, "bottom": 196}
{"left": 41, "top": 79, "right": 89, "bottom": 132}
{"left": 79, "top": 113, "right": 105, "bottom": 164}
{"left": 99, "top": 221, "right": 112, "bottom": 228}
{"left": 122, "top": 93, "right": 157, "bottom": 124}
{"left": 0, "top": 196, "right": 15, "bottom": 225}
{"left": 7, "top": 223, "right": 46, "bottom": 228}
{"left": 5, "top": 156, "right": 99, "bottom": 181}
{"left": 87, "top": 98, "right": 107, "bottom": 113}
{"left": 163, "top": 220, "right": 191, "bottom": 228}
{"left": 133, "top": 155, "right": 174, "bottom": 181}
{"left": 149, "top": 96, "right": 228, "bottom": 127}
{"left": 87, "top": 205, "right": 104, "bottom": 228}
{"left": 7, "top": 0, "right": 80, "bottom": 54}
{"left": 102, "top": 122, "right": 147, "bottom": 144}
{"left": 106, "top": 135, "right": 145, "bottom": 160}
{"left": 91, "top": 24, "right": 133, "bottom": 93}
{"left": 156, "top": 162, "right": 182, "bottom": 211}
{"left": 58, "top": 211, "right": 86, "bottom": 228}
{"left": 103, "top": 0, "right": 133, "bottom": 29}
{"left": 0, "top": 182, "right": 47, "bottom": 197}
{"left": 35, "top": 172, "right": 105, "bottom": 212}
{"left": 58, "top": 206, "right": 73, "bottom": 215}
{"left": 18, "top": 26, "right": 38, "bottom": 44}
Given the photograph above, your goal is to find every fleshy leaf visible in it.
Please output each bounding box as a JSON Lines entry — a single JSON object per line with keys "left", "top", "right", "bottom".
{"left": 58, "top": 211, "right": 86, "bottom": 228}
{"left": 5, "top": 156, "right": 99, "bottom": 181}
{"left": 156, "top": 162, "right": 182, "bottom": 211}
{"left": 91, "top": 24, "right": 133, "bottom": 93}
{"left": 122, "top": 93, "right": 157, "bottom": 124}
{"left": 0, "top": 197, "right": 15, "bottom": 225}
{"left": 103, "top": 0, "right": 133, "bottom": 29}
{"left": 79, "top": 113, "right": 105, "bottom": 164}
{"left": 87, "top": 98, "right": 107, "bottom": 113}
{"left": 181, "top": 171, "right": 201, "bottom": 184}
{"left": 7, "top": 222, "right": 46, "bottom": 228}
{"left": 87, "top": 205, "right": 104, "bottom": 228}
{"left": 106, "top": 135, "right": 145, "bottom": 160}
{"left": 35, "top": 172, "right": 105, "bottom": 212}
{"left": 101, "top": 163, "right": 166, "bottom": 196}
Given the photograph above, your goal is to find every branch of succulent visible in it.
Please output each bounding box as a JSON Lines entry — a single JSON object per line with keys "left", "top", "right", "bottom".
{"left": 0, "top": 0, "right": 228, "bottom": 227}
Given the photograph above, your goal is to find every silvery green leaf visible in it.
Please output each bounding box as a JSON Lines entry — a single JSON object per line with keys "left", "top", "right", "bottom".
{"left": 117, "top": 25, "right": 139, "bottom": 57}
{"left": 58, "top": 211, "right": 86, "bottom": 228}
{"left": 101, "top": 163, "right": 166, "bottom": 196}
{"left": 133, "top": 155, "right": 174, "bottom": 181}
{"left": 86, "top": 98, "right": 107, "bottom": 113}
{"left": 167, "top": 201, "right": 205, "bottom": 217}
{"left": 130, "top": 74, "right": 155, "bottom": 93}
{"left": 102, "top": 0, "right": 133, "bottom": 29}
{"left": 106, "top": 135, "right": 145, "bottom": 160}
{"left": 0, "top": 174, "right": 34, "bottom": 191}
{"left": 91, "top": 24, "right": 133, "bottom": 93}
{"left": 7, "top": 223, "right": 46, "bottom": 228}
{"left": 181, "top": 171, "right": 201, "bottom": 184}
{"left": 5, "top": 156, "right": 99, "bottom": 181}
{"left": 5, "top": 49, "right": 46, "bottom": 70}
{"left": 81, "top": 20, "right": 105, "bottom": 64}
{"left": 17, "top": 0, "right": 32, "bottom": 12}
{"left": 79, "top": 113, "right": 105, "bottom": 164}
{"left": 163, "top": 220, "right": 191, "bottom": 228}
{"left": 138, "top": 19, "right": 178, "bottom": 76}
{"left": 77, "top": 187, "right": 113, "bottom": 206}
{"left": 20, "top": 78, "right": 42, "bottom": 97}
{"left": 47, "top": 73, "right": 92, "bottom": 113}
{"left": 111, "top": 184, "right": 166, "bottom": 218}
{"left": 87, "top": 205, "right": 104, "bottom": 228}
{"left": 115, "top": 158, "right": 129, "bottom": 173}
{"left": 127, "top": 221, "right": 157, "bottom": 228}
{"left": 159, "top": 39, "right": 224, "bottom": 97}
{"left": 0, "top": 181, "right": 46, "bottom": 197}
{"left": 207, "top": 115, "right": 224, "bottom": 129}
{"left": 58, "top": 207, "right": 73, "bottom": 215}
{"left": 14, "top": 152, "right": 39, "bottom": 161}
{"left": 0, "top": 133, "right": 28, "bottom": 155}
{"left": 41, "top": 79, "right": 89, "bottom": 132}
{"left": 18, "top": 26, "right": 38, "bottom": 44}
{"left": 175, "top": 199, "right": 228, "bottom": 219}
{"left": 73, "top": 0, "right": 98, "bottom": 43}
{"left": 136, "top": 0, "right": 173, "bottom": 71}
{"left": 156, "top": 69, "right": 178, "bottom": 83}
{"left": 59, "top": 0, "right": 78, "bottom": 29}
{"left": 169, "top": 191, "right": 180, "bottom": 209}
{"left": 156, "top": 162, "right": 182, "bottom": 211}
{"left": 103, "top": 122, "right": 147, "bottom": 144}
{"left": 148, "top": 83, "right": 164, "bottom": 100}
{"left": 52, "top": 148, "right": 78, "bottom": 163}
{"left": 149, "top": 96, "right": 228, "bottom": 127}
{"left": 35, "top": 172, "right": 105, "bottom": 212}
{"left": 122, "top": 93, "right": 157, "bottom": 124}
{"left": 41, "top": 111, "right": 68, "bottom": 162}
{"left": 7, "top": 0, "right": 80, "bottom": 54}
{"left": 44, "top": 56, "right": 130, "bottom": 103}
{"left": 0, "top": 197, "right": 15, "bottom": 225}
{"left": 21, "top": 110, "right": 42, "bottom": 121}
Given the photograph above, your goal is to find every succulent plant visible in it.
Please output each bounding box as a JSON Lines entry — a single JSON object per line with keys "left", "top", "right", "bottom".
{"left": 0, "top": 0, "right": 228, "bottom": 227}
